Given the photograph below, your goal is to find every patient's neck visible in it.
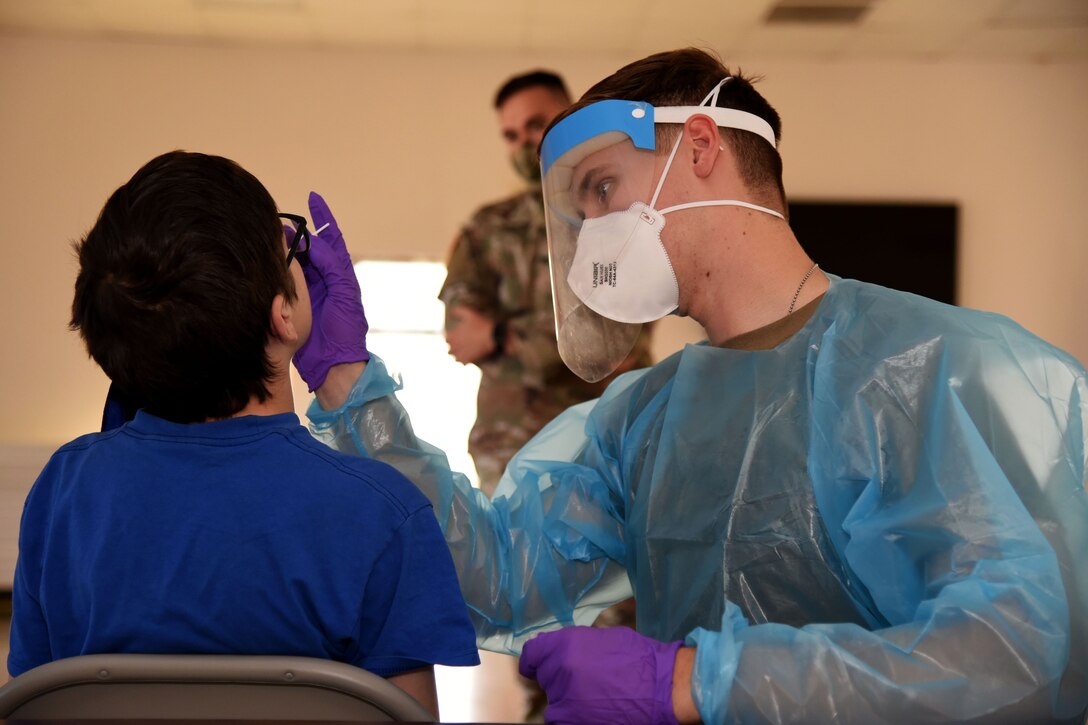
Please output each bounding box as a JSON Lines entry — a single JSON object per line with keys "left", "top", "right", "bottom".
{"left": 215, "top": 373, "right": 295, "bottom": 421}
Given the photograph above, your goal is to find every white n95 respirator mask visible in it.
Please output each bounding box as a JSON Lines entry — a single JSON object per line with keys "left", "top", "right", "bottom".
{"left": 567, "top": 202, "right": 677, "bottom": 325}
{"left": 565, "top": 172, "right": 784, "bottom": 325}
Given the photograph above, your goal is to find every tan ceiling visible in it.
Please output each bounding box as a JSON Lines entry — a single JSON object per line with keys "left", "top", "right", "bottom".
{"left": 1, "top": 0, "right": 1086, "bottom": 62}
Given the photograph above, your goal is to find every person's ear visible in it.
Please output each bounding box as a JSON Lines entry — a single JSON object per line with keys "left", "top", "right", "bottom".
{"left": 685, "top": 114, "right": 723, "bottom": 179}
{"left": 269, "top": 293, "right": 299, "bottom": 346}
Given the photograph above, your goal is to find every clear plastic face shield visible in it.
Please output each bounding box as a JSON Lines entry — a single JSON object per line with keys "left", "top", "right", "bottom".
{"left": 540, "top": 79, "right": 780, "bottom": 382}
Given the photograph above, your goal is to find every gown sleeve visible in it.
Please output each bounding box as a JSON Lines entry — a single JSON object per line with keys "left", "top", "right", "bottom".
{"left": 307, "top": 354, "right": 637, "bottom": 654}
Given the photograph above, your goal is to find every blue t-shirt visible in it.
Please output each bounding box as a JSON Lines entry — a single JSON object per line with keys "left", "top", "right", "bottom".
{"left": 9, "top": 411, "right": 479, "bottom": 678}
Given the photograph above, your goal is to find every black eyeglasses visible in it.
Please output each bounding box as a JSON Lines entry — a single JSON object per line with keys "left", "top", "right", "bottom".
{"left": 278, "top": 213, "right": 311, "bottom": 266}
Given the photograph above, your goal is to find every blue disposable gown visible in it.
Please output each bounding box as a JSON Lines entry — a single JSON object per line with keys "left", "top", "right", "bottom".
{"left": 309, "top": 277, "right": 1088, "bottom": 723}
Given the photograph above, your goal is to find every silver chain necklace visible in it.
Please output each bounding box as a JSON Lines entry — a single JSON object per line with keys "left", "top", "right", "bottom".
{"left": 789, "top": 263, "right": 820, "bottom": 315}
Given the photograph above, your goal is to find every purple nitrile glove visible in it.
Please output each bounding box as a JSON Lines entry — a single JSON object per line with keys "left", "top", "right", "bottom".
{"left": 291, "top": 191, "right": 369, "bottom": 391}
{"left": 519, "top": 626, "right": 682, "bottom": 725}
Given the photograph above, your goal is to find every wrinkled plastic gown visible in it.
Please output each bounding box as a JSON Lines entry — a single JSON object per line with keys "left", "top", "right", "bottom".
{"left": 309, "top": 277, "right": 1088, "bottom": 724}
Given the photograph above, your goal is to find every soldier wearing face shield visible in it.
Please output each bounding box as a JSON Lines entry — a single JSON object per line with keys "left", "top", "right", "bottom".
{"left": 298, "top": 48, "right": 1088, "bottom": 724}
{"left": 439, "top": 70, "right": 653, "bottom": 497}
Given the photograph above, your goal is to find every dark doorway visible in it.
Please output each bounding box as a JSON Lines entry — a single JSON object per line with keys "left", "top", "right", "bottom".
{"left": 787, "top": 201, "right": 958, "bottom": 305}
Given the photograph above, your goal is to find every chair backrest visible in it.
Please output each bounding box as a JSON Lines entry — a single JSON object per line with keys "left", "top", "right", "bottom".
{"left": 0, "top": 654, "right": 435, "bottom": 721}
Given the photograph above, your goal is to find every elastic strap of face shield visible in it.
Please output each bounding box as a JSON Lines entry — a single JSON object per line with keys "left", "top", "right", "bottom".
{"left": 702, "top": 77, "right": 732, "bottom": 106}
{"left": 648, "top": 78, "right": 733, "bottom": 209}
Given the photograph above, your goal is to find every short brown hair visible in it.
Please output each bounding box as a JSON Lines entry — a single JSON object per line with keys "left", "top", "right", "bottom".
{"left": 71, "top": 151, "right": 295, "bottom": 423}
{"left": 494, "top": 70, "right": 570, "bottom": 109}
{"left": 551, "top": 48, "right": 785, "bottom": 207}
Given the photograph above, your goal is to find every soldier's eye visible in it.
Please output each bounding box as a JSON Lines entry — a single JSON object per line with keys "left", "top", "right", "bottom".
{"left": 596, "top": 179, "right": 613, "bottom": 205}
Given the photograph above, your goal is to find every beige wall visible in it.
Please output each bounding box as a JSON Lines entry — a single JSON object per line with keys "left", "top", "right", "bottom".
{"left": 2, "top": 33, "right": 1086, "bottom": 447}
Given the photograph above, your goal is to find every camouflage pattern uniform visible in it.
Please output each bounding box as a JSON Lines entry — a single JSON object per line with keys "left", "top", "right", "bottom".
{"left": 441, "top": 189, "right": 652, "bottom": 496}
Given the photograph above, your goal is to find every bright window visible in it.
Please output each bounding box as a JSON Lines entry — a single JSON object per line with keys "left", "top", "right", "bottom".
{"left": 353, "top": 260, "right": 481, "bottom": 489}
{"left": 355, "top": 260, "right": 499, "bottom": 721}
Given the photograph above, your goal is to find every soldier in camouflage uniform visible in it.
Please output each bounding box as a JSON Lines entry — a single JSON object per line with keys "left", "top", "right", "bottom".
{"left": 441, "top": 70, "right": 652, "bottom": 496}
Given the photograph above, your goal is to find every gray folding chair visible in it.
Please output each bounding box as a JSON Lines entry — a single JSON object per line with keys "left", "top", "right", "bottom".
{"left": 0, "top": 653, "right": 435, "bottom": 721}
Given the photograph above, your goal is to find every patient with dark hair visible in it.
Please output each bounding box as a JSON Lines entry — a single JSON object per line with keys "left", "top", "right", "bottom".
{"left": 8, "top": 151, "right": 479, "bottom": 718}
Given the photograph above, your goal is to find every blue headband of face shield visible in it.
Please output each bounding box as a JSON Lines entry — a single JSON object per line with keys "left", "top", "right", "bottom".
{"left": 540, "top": 98, "right": 777, "bottom": 177}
